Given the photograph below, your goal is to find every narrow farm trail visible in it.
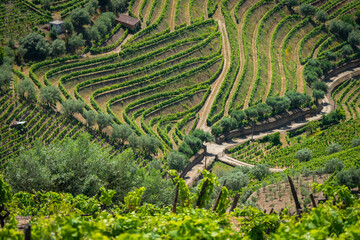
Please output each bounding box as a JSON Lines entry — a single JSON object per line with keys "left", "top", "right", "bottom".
{"left": 243, "top": 19, "right": 262, "bottom": 108}
{"left": 264, "top": 26, "right": 276, "bottom": 99}
{"left": 169, "top": 0, "right": 177, "bottom": 31}
{"left": 223, "top": 7, "right": 246, "bottom": 115}
{"left": 196, "top": 18, "right": 231, "bottom": 132}
{"left": 279, "top": 38, "right": 287, "bottom": 96}
{"left": 313, "top": 36, "right": 328, "bottom": 58}
{"left": 185, "top": 66, "right": 360, "bottom": 186}
{"left": 296, "top": 42, "right": 304, "bottom": 93}
{"left": 132, "top": 0, "right": 143, "bottom": 18}
{"left": 185, "top": 0, "right": 191, "bottom": 25}
{"left": 142, "top": 0, "right": 153, "bottom": 27}
{"left": 204, "top": 0, "right": 208, "bottom": 20}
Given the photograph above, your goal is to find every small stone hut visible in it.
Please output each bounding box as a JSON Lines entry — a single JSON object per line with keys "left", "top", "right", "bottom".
{"left": 49, "top": 20, "right": 64, "bottom": 34}
{"left": 115, "top": 14, "right": 140, "bottom": 31}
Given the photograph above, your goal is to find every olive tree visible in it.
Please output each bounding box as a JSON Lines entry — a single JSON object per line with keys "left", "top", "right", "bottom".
{"left": 191, "top": 129, "right": 214, "bottom": 142}
{"left": 230, "top": 109, "right": 246, "bottom": 126}
{"left": 51, "top": 39, "right": 66, "bottom": 57}
{"left": 112, "top": 124, "right": 134, "bottom": 144}
{"left": 299, "top": 4, "right": 317, "bottom": 17}
{"left": 256, "top": 103, "right": 272, "bottom": 118}
{"left": 348, "top": 30, "right": 360, "bottom": 46}
{"left": 324, "top": 158, "right": 344, "bottom": 173}
{"left": 0, "top": 69, "right": 12, "bottom": 92}
{"left": 316, "top": 10, "right": 328, "bottom": 23}
{"left": 183, "top": 135, "right": 202, "bottom": 155}
{"left": 96, "top": 112, "right": 113, "bottom": 132}
{"left": 220, "top": 117, "right": 237, "bottom": 133}
{"left": 312, "top": 81, "right": 328, "bottom": 93}
{"left": 249, "top": 164, "right": 271, "bottom": 181}
{"left": 351, "top": 138, "right": 360, "bottom": 147}
{"left": 83, "top": 110, "right": 97, "bottom": 127}
{"left": 138, "top": 135, "right": 160, "bottom": 155}
{"left": 295, "top": 148, "right": 313, "bottom": 162}
{"left": 211, "top": 124, "right": 223, "bottom": 137}
{"left": 20, "top": 32, "right": 50, "bottom": 60}
{"left": 285, "top": 91, "right": 311, "bottom": 109}
{"left": 40, "top": 85, "right": 61, "bottom": 106}
{"left": 312, "top": 89, "right": 325, "bottom": 101}
{"left": 17, "top": 78, "right": 36, "bottom": 101}
{"left": 70, "top": 8, "right": 91, "bottom": 27}
{"left": 220, "top": 171, "right": 250, "bottom": 191}
{"left": 342, "top": 44, "right": 354, "bottom": 56}
{"left": 327, "top": 143, "right": 342, "bottom": 155}
{"left": 285, "top": 0, "right": 298, "bottom": 10}
{"left": 245, "top": 107, "right": 258, "bottom": 139}
{"left": 62, "top": 98, "right": 85, "bottom": 116}
{"left": 337, "top": 168, "right": 360, "bottom": 189}
{"left": 329, "top": 20, "right": 353, "bottom": 40}
{"left": 167, "top": 151, "right": 188, "bottom": 171}
{"left": 67, "top": 33, "right": 85, "bottom": 53}
{"left": 266, "top": 96, "right": 291, "bottom": 113}
{"left": 112, "top": 0, "right": 127, "bottom": 13}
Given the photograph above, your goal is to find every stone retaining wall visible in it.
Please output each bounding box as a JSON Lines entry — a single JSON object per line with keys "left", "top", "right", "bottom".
{"left": 180, "top": 145, "right": 207, "bottom": 178}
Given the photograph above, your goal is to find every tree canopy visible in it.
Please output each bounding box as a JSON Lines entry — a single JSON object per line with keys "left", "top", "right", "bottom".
{"left": 112, "top": 124, "right": 134, "bottom": 144}
{"left": 70, "top": 8, "right": 91, "bottom": 27}
{"left": 167, "top": 151, "right": 189, "bottom": 171}
{"left": 299, "top": 4, "right": 317, "bottom": 17}
{"left": 17, "top": 78, "right": 36, "bottom": 101}
{"left": 266, "top": 96, "right": 291, "bottom": 113}
{"left": 40, "top": 85, "right": 61, "bottom": 106}
{"left": 295, "top": 148, "right": 313, "bottom": 162}
{"left": 62, "top": 98, "right": 85, "bottom": 116}
{"left": 20, "top": 32, "right": 50, "bottom": 60}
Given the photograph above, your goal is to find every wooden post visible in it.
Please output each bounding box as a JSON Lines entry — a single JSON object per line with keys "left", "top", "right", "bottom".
{"left": 309, "top": 194, "right": 317, "bottom": 208}
{"left": 24, "top": 224, "right": 31, "bottom": 240}
{"left": 229, "top": 193, "right": 240, "bottom": 212}
{"left": 0, "top": 205, "right": 10, "bottom": 228}
{"left": 278, "top": 208, "right": 284, "bottom": 216}
{"left": 196, "top": 179, "right": 209, "bottom": 207}
{"left": 172, "top": 185, "right": 179, "bottom": 214}
{"left": 269, "top": 208, "right": 274, "bottom": 214}
{"left": 288, "top": 176, "right": 302, "bottom": 212}
{"left": 212, "top": 180, "right": 226, "bottom": 211}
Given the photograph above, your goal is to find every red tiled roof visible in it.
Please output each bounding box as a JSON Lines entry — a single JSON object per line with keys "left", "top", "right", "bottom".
{"left": 115, "top": 14, "right": 140, "bottom": 26}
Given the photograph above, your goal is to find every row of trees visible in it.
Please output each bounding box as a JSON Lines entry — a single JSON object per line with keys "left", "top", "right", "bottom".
{"left": 218, "top": 164, "right": 271, "bottom": 192}
{"left": 213, "top": 91, "right": 313, "bottom": 136}
{"left": 285, "top": 0, "right": 329, "bottom": 23}
{"left": 18, "top": 32, "right": 85, "bottom": 61}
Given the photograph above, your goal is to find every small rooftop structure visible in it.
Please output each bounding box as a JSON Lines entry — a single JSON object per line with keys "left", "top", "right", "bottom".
{"left": 49, "top": 20, "right": 64, "bottom": 34}
{"left": 115, "top": 14, "right": 140, "bottom": 31}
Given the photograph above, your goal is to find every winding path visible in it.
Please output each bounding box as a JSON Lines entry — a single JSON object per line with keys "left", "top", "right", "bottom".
{"left": 185, "top": 65, "right": 360, "bottom": 186}
{"left": 243, "top": 19, "right": 263, "bottom": 108}
{"left": 196, "top": 18, "right": 232, "bottom": 132}
{"left": 169, "top": 0, "right": 177, "bottom": 31}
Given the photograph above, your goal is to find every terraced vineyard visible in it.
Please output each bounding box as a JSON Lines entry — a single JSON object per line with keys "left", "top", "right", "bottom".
{"left": 0, "top": 93, "right": 126, "bottom": 166}
{"left": 0, "top": 0, "right": 51, "bottom": 40}
{"left": 332, "top": 76, "right": 360, "bottom": 119}
{"left": 3, "top": 0, "right": 360, "bottom": 163}
{"left": 228, "top": 119, "right": 360, "bottom": 168}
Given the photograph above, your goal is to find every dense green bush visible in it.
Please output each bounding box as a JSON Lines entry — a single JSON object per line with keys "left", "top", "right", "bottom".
{"left": 324, "top": 158, "right": 344, "bottom": 173}
{"left": 327, "top": 143, "right": 343, "bottom": 155}
{"left": 295, "top": 148, "right": 313, "bottom": 162}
